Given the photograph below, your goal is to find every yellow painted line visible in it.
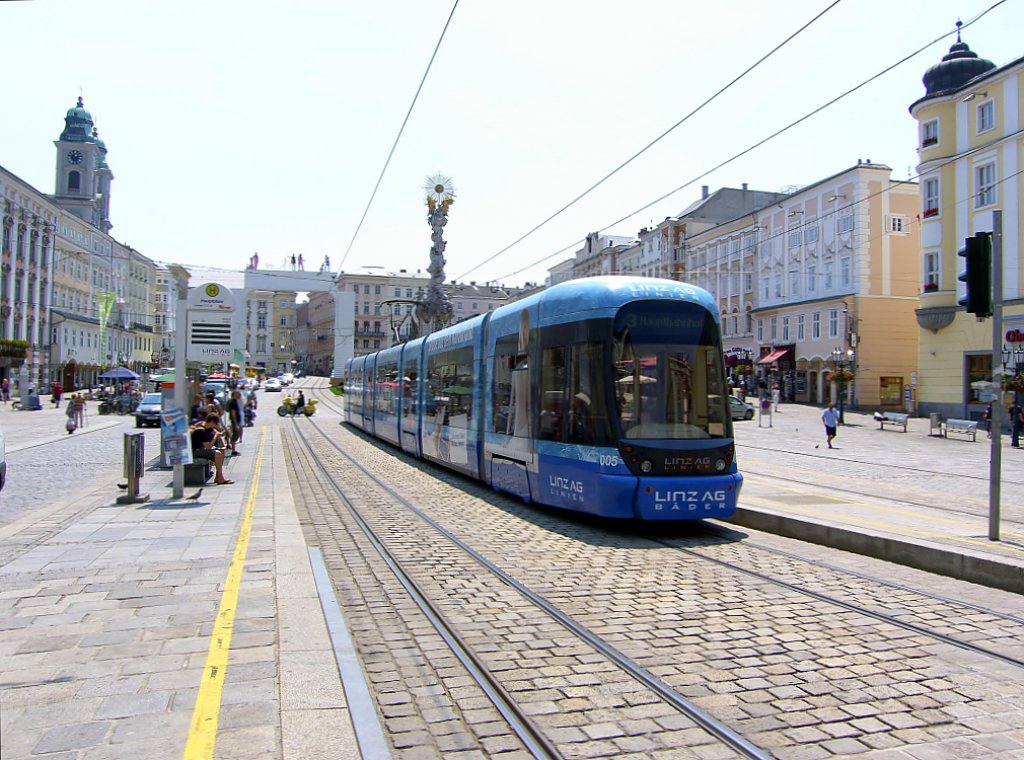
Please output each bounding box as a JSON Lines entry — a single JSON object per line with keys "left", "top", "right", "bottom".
{"left": 184, "top": 429, "right": 267, "bottom": 760}
{"left": 741, "top": 493, "right": 1024, "bottom": 557}
{"left": 745, "top": 473, "right": 1024, "bottom": 536}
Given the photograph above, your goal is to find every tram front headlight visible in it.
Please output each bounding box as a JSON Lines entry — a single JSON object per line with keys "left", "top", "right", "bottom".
{"left": 640, "top": 460, "right": 654, "bottom": 473}
{"left": 715, "top": 458, "right": 727, "bottom": 472}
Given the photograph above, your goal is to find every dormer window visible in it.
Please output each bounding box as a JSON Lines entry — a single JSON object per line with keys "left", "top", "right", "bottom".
{"left": 921, "top": 119, "right": 939, "bottom": 147}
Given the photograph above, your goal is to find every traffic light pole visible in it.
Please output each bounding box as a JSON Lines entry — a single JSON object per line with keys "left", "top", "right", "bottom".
{"left": 988, "top": 210, "right": 1003, "bottom": 542}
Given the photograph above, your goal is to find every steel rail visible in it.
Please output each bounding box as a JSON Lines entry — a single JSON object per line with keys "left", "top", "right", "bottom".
{"left": 296, "top": 409, "right": 776, "bottom": 760}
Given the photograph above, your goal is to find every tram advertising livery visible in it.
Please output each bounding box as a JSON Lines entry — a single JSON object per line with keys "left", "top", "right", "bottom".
{"left": 344, "top": 276, "right": 742, "bottom": 520}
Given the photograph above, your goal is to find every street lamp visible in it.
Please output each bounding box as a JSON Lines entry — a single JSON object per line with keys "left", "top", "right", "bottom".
{"left": 831, "top": 346, "right": 855, "bottom": 424}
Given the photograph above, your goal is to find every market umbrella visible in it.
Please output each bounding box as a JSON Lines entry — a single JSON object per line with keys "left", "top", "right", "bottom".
{"left": 99, "top": 366, "right": 139, "bottom": 381}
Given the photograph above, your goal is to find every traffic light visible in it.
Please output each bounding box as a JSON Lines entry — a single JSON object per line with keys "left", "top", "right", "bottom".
{"left": 958, "top": 232, "right": 993, "bottom": 318}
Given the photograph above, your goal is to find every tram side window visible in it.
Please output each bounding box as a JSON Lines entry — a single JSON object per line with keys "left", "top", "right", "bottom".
{"left": 491, "top": 336, "right": 518, "bottom": 434}
{"left": 402, "top": 363, "right": 418, "bottom": 419}
{"left": 539, "top": 347, "right": 566, "bottom": 441}
{"left": 375, "top": 361, "right": 398, "bottom": 415}
{"left": 569, "top": 343, "right": 611, "bottom": 447}
{"left": 426, "top": 347, "right": 474, "bottom": 430}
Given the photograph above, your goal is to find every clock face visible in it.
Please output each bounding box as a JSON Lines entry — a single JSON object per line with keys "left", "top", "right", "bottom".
{"left": 67, "top": 150, "right": 83, "bottom": 165}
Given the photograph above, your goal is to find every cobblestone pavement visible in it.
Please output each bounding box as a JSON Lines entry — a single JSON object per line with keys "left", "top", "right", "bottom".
{"left": 287, "top": 396, "right": 1024, "bottom": 759}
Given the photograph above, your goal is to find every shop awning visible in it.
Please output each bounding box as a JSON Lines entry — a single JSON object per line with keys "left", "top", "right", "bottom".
{"left": 757, "top": 348, "right": 789, "bottom": 364}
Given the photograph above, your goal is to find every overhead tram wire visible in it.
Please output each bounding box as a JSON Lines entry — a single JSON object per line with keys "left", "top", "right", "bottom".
{"left": 491, "top": 2, "right": 1007, "bottom": 283}
{"left": 455, "top": 0, "right": 846, "bottom": 281}
{"left": 336, "top": 0, "right": 460, "bottom": 273}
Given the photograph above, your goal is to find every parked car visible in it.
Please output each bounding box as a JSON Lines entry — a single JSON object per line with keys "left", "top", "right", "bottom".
{"left": 134, "top": 392, "right": 163, "bottom": 427}
{"left": 201, "top": 381, "right": 230, "bottom": 405}
{"left": 264, "top": 378, "right": 282, "bottom": 392}
{"left": 729, "top": 395, "right": 755, "bottom": 420}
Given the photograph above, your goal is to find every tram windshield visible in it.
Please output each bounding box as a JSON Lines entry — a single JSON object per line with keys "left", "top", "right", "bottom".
{"left": 612, "top": 301, "right": 731, "bottom": 440}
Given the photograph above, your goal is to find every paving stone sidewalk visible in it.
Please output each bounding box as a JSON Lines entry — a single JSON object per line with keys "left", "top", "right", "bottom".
{"left": 0, "top": 425, "right": 359, "bottom": 759}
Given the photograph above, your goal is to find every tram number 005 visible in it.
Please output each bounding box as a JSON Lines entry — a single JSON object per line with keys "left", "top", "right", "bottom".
{"left": 599, "top": 454, "right": 620, "bottom": 467}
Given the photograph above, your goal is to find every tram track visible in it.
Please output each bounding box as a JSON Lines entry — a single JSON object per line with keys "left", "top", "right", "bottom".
{"left": 284, "top": 396, "right": 771, "bottom": 759}
{"left": 286, "top": 381, "right": 1024, "bottom": 757}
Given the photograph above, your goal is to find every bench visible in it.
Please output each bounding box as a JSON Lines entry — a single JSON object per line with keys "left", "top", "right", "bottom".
{"left": 184, "top": 461, "right": 213, "bottom": 485}
{"left": 877, "top": 412, "right": 910, "bottom": 432}
{"left": 943, "top": 418, "right": 978, "bottom": 441}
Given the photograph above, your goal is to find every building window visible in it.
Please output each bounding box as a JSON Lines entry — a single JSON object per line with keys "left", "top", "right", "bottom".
{"left": 280, "top": 316, "right": 287, "bottom": 326}
{"left": 363, "top": 285, "right": 370, "bottom": 294}
{"left": 887, "top": 215, "right": 908, "bottom": 233}
{"left": 67, "top": 171, "right": 80, "bottom": 192}
{"left": 966, "top": 354, "right": 992, "bottom": 403}
{"left": 743, "top": 272, "right": 752, "bottom": 292}
{"left": 774, "top": 274, "right": 782, "bottom": 298}
{"left": 812, "top": 312, "right": 821, "bottom": 339}
{"left": 975, "top": 163, "right": 996, "bottom": 208}
{"left": 788, "top": 230, "right": 802, "bottom": 248}
{"left": 921, "top": 119, "right": 939, "bottom": 147}
{"left": 807, "top": 265, "right": 817, "bottom": 293}
{"left": 257, "top": 315, "right": 266, "bottom": 329}
{"left": 797, "top": 314, "right": 805, "bottom": 341}
{"left": 840, "top": 257, "right": 851, "bottom": 287}
{"left": 923, "top": 177, "right": 940, "bottom": 217}
{"left": 782, "top": 316, "right": 790, "bottom": 342}
{"left": 828, "top": 309, "right": 839, "bottom": 339}
{"left": 757, "top": 319, "right": 763, "bottom": 343}
{"left": 977, "top": 100, "right": 995, "bottom": 133}
{"left": 770, "top": 316, "right": 777, "bottom": 341}
{"left": 924, "top": 251, "right": 940, "bottom": 287}
{"left": 804, "top": 224, "right": 819, "bottom": 244}
{"left": 374, "top": 285, "right": 381, "bottom": 295}
{"left": 837, "top": 214, "right": 854, "bottom": 233}
{"left": 824, "top": 259, "right": 834, "bottom": 290}
{"left": 394, "top": 287, "right": 401, "bottom": 297}
{"left": 789, "top": 271, "right": 799, "bottom": 297}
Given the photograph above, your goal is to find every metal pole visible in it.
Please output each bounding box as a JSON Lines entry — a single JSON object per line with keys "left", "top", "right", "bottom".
{"left": 989, "top": 211, "right": 1003, "bottom": 541}
{"left": 172, "top": 286, "right": 188, "bottom": 500}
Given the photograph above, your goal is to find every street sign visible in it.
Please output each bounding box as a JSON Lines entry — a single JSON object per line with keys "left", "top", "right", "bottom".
{"left": 187, "top": 282, "right": 236, "bottom": 312}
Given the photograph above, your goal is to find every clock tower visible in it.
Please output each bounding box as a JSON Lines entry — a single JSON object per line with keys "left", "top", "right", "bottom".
{"left": 53, "top": 97, "right": 114, "bottom": 233}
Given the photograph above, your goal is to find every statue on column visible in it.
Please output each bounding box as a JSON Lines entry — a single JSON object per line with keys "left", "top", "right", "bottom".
{"left": 418, "top": 175, "right": 456, "bottom": 335}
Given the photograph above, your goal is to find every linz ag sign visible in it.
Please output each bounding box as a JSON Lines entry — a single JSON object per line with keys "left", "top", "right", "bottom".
{"left": 187, "top": 282, "right": 236, "bottom": 361}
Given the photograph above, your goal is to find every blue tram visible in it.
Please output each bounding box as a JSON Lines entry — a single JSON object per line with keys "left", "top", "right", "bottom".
{"left": 344, "top": 276, "right": 742, "bottom": 520}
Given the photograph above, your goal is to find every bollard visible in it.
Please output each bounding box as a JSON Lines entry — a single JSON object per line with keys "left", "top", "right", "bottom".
{"left": 117, "top": 431, "right": 149, "bottom": 504}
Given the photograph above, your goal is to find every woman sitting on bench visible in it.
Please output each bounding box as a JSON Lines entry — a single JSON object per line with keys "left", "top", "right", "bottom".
{"left": 191, "top": 413, "right": 234, "bottom": 485}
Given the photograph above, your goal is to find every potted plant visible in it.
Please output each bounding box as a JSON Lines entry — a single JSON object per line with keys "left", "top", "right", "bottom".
{"left": 830, "top": 368, "right": 855, "bottom": 383}
{"left": 1002, "top": 373, "right": 1024, "bottom": 393}
{"left": 923, "top": 282, "right": 938, "bottom": 293}
{"left": 922, "top": 208, "right": 939, "bottom": 218}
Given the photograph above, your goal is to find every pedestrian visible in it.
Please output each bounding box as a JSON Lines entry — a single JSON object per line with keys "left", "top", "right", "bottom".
{"left": 1012, "top": 398, "right": 1023, "bottom": 448}
{"left": 191, "top": 413, "right": 234, "bottom": 485}
{"left": 297, "top": 254, "right": 304, "bottom": 271}
{"left": 72, "top": 393, "right": 86, "bottom": 428}
{"left": 2, "top": 376, "right": 9, "bottom": 404}
{"left": 253, "top": 252, "right": 259, "bottom": 269}
{"left": 821, "top": 402, "right": 841, "bottom": 449}
{"left": 65, "top": 396, "right": 77, "bottom": 434}
{"left": 772, "top": 384, "right": 781, "bottom": 412}
{"left": 52, "top": 381, "right": 63, "bottom": 405}
{"left": 323, "top": 254, "right": 330, "bottom": 271}
{"left": 291, "top": 254, "right": 297, "bottom": 270}
{"left": 226, "top": 390, "right": 243, "bottom": 454}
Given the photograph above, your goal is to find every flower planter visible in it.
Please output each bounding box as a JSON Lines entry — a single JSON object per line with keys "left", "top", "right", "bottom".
{"left": 922, "top": 208, "right": 939, "bottom": 218}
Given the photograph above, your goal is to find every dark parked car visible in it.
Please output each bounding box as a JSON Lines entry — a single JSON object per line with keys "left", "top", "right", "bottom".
{"left": 134, "top": 392, "right": 163, "bottom": 427}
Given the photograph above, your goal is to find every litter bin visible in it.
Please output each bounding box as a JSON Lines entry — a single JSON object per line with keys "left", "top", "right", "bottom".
{"left": 117, "top": 431, "right": 148, "bottom": 504}
{"left": 929, "top": 412, "right": 942, "bottom": 437}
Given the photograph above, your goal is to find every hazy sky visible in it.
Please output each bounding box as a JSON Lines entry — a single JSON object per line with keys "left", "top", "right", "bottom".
{"left": 3, "top": 1, "right": 1021, "bottom": 288}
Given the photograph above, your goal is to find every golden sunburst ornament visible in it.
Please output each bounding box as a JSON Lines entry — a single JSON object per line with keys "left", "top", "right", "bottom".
{"left": 424, "top": 174, "right": 456, "bottom": 205}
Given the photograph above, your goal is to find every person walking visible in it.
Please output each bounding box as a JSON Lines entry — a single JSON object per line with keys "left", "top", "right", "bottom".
{"left": 291, "top": 254, "right": 297, "bottom": 270}
{"left": 2, "top": 376, "right": 9, "bottom": 404}
{"left": 297, "top": 253, "right": 304, "bottom": 271}
{"left": 226, "top": 390, "right": 243, "bottom": 455}
{"left": 821, "top": 402, "right": 841, "bottom": 449}
{"left": 771, "top": 383, "right": 781, "bottom": 412}
{"left": 74, "top": 394, "right": 86, "bottom": 428}
{"left": 65, "top": 397, "right": 77, "bottom": 434}
{"left": 1012, "top": 398, "right": 1023, "bottom": 448}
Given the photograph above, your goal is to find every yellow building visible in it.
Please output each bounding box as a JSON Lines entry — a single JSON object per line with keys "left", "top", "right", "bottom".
{"left": 910, "top": 29, "right": 1020, "bottom": 418}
